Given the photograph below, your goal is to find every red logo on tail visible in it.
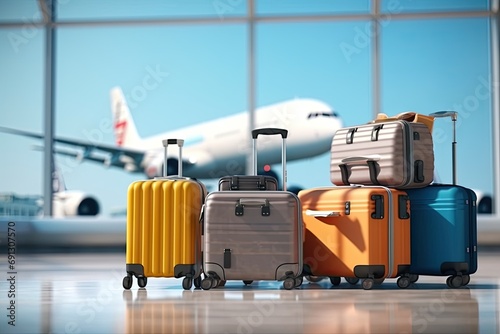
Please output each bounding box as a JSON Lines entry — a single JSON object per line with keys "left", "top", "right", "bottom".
{"left": 115, "top": 121, "right": 127, "bottom": 146}
{"left": 114, "top": 102, "right": 126, "bottom": 146}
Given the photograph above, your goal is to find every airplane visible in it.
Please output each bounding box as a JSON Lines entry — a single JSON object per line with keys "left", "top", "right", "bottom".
{"left": 0, "top": 155, "right": 100, "bottom": 218}
{"left": 0, "top": 87, "right": 343, "bottom": 190}
{"left": 51, "top": 163, "right": 100, "bottom": 218}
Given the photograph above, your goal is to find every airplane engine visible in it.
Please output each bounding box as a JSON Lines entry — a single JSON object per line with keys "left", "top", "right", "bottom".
{"left": 470, "top": 189, "right": 493, "bottom": 214}
{"left": 52, "top": 191, "right": 100, "bottom": 217}
{"left": 145, "top": 158, "right": 179, "bottom": 178}
{"left": 475, "top": 190, "right": 493, "bottom": 214}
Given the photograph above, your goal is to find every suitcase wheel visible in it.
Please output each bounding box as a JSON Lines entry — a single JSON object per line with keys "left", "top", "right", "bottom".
{"left": 329, "top": 276, "right": 341, "bottom": 286}
{"left": 182, "top": 277, "right": 193, "bottom": 290}
{"left": 137, "top": 276, "right": 147, "bottom": 288}
{"left": 211, "top": 278, "right": 220, "bottom": 289}
{"left": 295, "top": 276, "right": 303, "bottom": 287}
{"left": 345, "top": 277, "right": 360, "bottom": 285}
{"left": 397, "top": 276, "right": 410, "bottom": 289}
{"left": 122, "top": 275, "right": 132, "bottom": 290}
{"left": 409, "top": 274, "right": 419, "bottom": 283}
{"left": 283, "top": 277, "right": 295, "bottom": 290}
{"left": 194, "top": 276, "right": 202, "bottom": 289}
{"left": 243, "top": 280, "right": 253, "bottom": 286}
{"left": 201, "top": 277, "right": 214, "bottom": 290}
{"left": 362, "top": 278, "right": 374, "bottom": 290}
{"left": 462, "top": 274, "right": 471, "bottom": 286}
{"left": 446, "top": 275, "right": 464, "bottom": 288}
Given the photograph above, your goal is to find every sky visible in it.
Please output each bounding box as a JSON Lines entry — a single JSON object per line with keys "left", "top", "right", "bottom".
{"left": 0, "top": 0, "right": 495, "bottom": 216}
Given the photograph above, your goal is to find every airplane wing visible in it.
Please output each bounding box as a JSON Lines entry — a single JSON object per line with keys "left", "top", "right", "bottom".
{"left": 0, "top": 126, "right": 145, "bottom": 171}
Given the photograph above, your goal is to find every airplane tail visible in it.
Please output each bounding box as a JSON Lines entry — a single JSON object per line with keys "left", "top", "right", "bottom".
{"left": 110, "top": 87, "right": 141, "bottom": 148}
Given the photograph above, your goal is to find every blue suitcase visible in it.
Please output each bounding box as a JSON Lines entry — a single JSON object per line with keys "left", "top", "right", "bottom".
{"left": 406, "top": 185, "right": 477, "bottom": 288}
{"left": 406, "top": 111, "right": 478, "bottom": 288}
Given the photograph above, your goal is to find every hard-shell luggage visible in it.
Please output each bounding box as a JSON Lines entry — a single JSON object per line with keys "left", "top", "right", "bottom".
{"left": 218, "top": 129, "right": 285, "bottom": 191}
{"left": 406, "top": 185, "right": 477, "bottom": 287}
{"left": 330, "top": 119, "right": 434, "bottom": 189}
{"left": 406, "top": 111, "right": 478, "bottom": 288}
{"left": 201, "top": 128, "right": 303, "bottom": 290}
{"left": 122, "top": 139, "right": 207, "bottom": 290}
{"left": 298, "top": 185, "right": 412, "bottom": 290}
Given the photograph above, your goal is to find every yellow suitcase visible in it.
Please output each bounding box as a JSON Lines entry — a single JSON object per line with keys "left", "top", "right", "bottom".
{"left": 122, "top": 139, "right": 207, "bottom": 290}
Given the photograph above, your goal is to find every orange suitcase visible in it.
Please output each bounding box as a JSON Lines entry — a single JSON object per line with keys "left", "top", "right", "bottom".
{"left": 122, "top": 139, "right": 207, "bottom": 290}
{"left": 299, "top": 185, "right": 411, "bottom": 290}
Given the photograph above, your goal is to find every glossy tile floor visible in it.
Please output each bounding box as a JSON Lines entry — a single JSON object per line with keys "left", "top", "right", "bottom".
{"left": 1, "top": 248, "right": 499, "bottom": 334}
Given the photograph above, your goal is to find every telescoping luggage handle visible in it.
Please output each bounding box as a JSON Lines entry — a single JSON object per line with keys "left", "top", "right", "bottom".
{"left": 161, "top": 139, "right": 184, "bottom": 177}
{"left": 251, "top": 128, "right": 288, "bottom": 191}
{"left": 428, "top": 111, "right": 458, "bottom": 185}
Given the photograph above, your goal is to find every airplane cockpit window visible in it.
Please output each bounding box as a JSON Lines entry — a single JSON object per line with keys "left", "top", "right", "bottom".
{"left": 307, "top": 111, "right": 339, "bottom": 119}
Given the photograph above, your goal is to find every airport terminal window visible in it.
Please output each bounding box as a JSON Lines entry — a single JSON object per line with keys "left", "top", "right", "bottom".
{"left": 381, "top": 17, "right": 493, "bottom": 200}
{"left": 55, "top": 23, "right": 247, "bottom": 138}
{"left": 0, "top": 0, "right": 497, "bottom": 216}
{"left": 256, "top": 20, "right": 371, "bottom": 188}
{"left": 0, "top": 0, "right": 41, "bottom": 22}
{"left": 380, "top": 0, "right": 489, "bottom": 13}
{"left": 256, "top": 0, "right": 369, "bottom": 15}
{"left": 256, "top": 21, "right": 371, "bottom": 127}
{"left": 56, "top": 0, "right": 247, "bottom": 21}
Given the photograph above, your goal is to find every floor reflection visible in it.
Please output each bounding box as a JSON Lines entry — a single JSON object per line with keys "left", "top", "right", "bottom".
{"left": 2, "top": 252, "right": 498, "bottom": 334}
{"left": 121, "top": 279, "right": 489, "bottom": 334}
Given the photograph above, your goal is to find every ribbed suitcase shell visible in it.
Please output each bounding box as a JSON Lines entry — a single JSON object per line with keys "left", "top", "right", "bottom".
{"left": 299, "top": 186, "right": 411, "bottom": 289}
{"left": 330, "top": 121, "right": 434, "bottom": 189}
{"left": 125, "top": 178, "right": 205, "bottom": 287}
{"left": 406, "top": 184, "right": 477, "bottom": 286}
{"left": 202, "top": 191, "right": 302, "bottom": 286}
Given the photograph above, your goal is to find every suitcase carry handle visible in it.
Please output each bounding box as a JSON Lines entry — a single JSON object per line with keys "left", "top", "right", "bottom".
{"left": 161, "top": 138, "right": 184, "bottom": 177}
{"left": 235, "top": 198, "right": 270, "bottom": 216}
{"left": 429, "top": 111, "right": 458, "bottom": 185}
{"left": 305, "top": 209, "right": 340, "bottom": 217}
{"left": 340, "top": 155, "right": 381, "bottom": 164}
{"left": 339, "top": 156, "right": 380, "bottom": 185}
{"left": 251, "top": 127, "right": 288, "bottom": 191}
{"left": 251, "top": 128, "right": 288, "bottom": 139}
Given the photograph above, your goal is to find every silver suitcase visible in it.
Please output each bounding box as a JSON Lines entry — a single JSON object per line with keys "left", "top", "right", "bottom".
{"left": 201, "top": 128, "right": 303, "bottom": 290}
{"left": 330, "top": 120, "right": 434, "bottom": 189}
